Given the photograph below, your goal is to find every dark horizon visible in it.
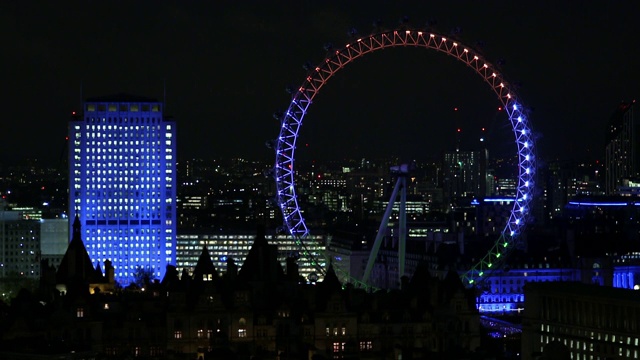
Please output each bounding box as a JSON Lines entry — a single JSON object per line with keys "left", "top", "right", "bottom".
{"left": 3, "top": 1, "right": 639, "bottom": 166}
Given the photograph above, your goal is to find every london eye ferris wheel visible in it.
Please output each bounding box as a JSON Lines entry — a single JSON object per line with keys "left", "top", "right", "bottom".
{"left": 271, "top": 25, "right": 536, "bottom": 289}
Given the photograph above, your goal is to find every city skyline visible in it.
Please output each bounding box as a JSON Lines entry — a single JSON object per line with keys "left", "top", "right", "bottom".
{"left": 3, "top": 1, "right": 640, "bottom": 166}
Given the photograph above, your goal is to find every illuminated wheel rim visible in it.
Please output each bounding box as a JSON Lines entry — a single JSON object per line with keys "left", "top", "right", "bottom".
{"left": 274, "top": 29, "right": 536, "bottom": 288}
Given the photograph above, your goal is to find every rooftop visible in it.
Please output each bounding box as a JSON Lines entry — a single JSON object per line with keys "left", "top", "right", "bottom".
{"left": 85, "top": 93, "right": 159, "bottom": 103}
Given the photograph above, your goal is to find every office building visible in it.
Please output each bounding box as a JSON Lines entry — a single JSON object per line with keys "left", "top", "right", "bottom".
{"left": 68, "top": 94, "right": 177, "bottom": 285}
{"left": 176, "top": 229, "right": 326, "bottom": 283}
{"left": 522, "top": 282, "right": 640, "bottom": 360}
{"left": 443, "top": 150, "right": 487, "bottom": 201}
{"left": 0, "top": 206, "right": 69, "bottom": 280}
{"left": 605, "top": 101, "right": 639, "bottom": 194}
{"left": 0, "top": 210, "right": 40, "bottom": 278}
{"left": 40, "top": 218, "right": 70, "bottom": 270}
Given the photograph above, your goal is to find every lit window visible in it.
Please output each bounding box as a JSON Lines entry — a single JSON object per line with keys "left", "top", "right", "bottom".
{"left": 238, "top": 317, "right": 247, "bottom": 338}
{"left": 76, "top": 307, "right": 84, "bottom": 318}
{"left": 174, "top": 331, "right": 182, "bottom": 339}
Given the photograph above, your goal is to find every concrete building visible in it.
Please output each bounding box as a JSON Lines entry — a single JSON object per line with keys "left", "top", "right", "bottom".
{"left": 68, "top": 94, "right": 177, "bottom": 285}
{"left": 606, "top": 101, "right": 639, "bottom": 194}
{"left": 522, "top": 282, "right": 640, "bottom": 360}
{"left": 176, "top": 229, "right": 326, "bottom": 283}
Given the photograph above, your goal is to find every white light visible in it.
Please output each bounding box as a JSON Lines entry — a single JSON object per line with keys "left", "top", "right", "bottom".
{"left": 526, "top": 168, "right": 530, "bottom": 174}
{"left": 521, "top": 129, "right": 526, "bottom": 135}
{"left": 525, "top": 155, "right": 530, "bottom": 161}
{"left": 513, "top": 104, "right": 518, "bottom": 110}
{"left": 525, "top": 181, "right": 529, "bottom": 187}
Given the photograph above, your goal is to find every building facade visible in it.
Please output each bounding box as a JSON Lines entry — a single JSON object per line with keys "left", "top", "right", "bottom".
{"left": 522, "top": 282, "right": 640, "bottom": 360}
{"left": 605, "top": 101, "right": 638, "bottom": 194}
{"left": 176, "top": 230, "right": 326, "bottom": 283}
{"left": 443, "top": 149, "right": 487, "bottom": 202}
{"left": 68, "top": 94, "right": 177, "bottom": 285}
{"left": 0, "top": 210, "right": 40, "bottom": 279}
{"left": 0, "top": 225, "right": 482, "bottom": 360}
{"left": 0, "top": 208, "right": 68, "bottom": 281}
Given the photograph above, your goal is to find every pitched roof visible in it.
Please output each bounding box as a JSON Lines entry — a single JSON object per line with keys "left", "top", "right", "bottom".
{"left": 192, "top": 245, "right": 218, "bottom": 281}
{"left": 237, "top": 225, "right": 284, "bottom": 282}
{"left": 56, "top": 214, "right": 104, "bottom": 284}
{"left": 319, "top": 262, "right": 342, "bottom": 293}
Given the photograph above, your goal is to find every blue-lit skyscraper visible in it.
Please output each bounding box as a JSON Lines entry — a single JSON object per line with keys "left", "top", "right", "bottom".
{"left": 68, "top": 94, "right": 176, "bottom": 285}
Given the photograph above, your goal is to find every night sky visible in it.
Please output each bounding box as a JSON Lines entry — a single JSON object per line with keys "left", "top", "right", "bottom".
{"left": 2, "top": 1, "right": 640, "bottom": 166}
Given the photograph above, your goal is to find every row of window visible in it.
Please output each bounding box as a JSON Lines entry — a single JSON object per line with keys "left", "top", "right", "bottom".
{"left": 79, "top": 133, "right": 167, "bottom": 142}
{"left": 74, "top": 186, "right": 168, "bottom": 193}
{"left": 72, "top": 158, "right": 174, "bottom": 170}
{"left": 82, "top": 178, "right": 173, "bottom": 186}
{"left": 89, "top": 242, "right": 160, "bottom": 247}
{"left": 90, "top": 256, "right": 156, "bottom": 262}
{"left": 78, "top": 155, "right": 174, "bottom": 163}
{"left": 77, "top": 151, "right": 171, "bottom": 159}
{"left": 539, "top": 334, "right": 638, "bottom": 359}
{"left": 78, "top": 133, "right": 167, "bottom": 141}
{"left": 76, "top": 169, "right": 172, "bottom": 176}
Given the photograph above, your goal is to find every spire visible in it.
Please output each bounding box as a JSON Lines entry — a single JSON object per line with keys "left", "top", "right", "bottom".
{"left": 56, "top": 212, "right": 104, "bottom": 288}
{"left": 254, "top": 224, "right": 268, "bottom": 246}
{"left": 237, "top": 225, "right": 284, "bottom": 282}
{"left": 319, "top": 262, "right": 342, "bottom": 293}
{"left": 193, "top": 245, "right": 218, "bottom": 282}
{"left": 73, "top": 213, "right": 81, "bottom": 240}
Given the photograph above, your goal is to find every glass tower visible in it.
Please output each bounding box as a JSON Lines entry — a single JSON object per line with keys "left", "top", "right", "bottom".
{"left": 68, "top": 94, "right": 177, "bottom": 285}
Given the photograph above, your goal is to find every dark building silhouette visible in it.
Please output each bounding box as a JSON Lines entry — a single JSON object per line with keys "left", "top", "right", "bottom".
{"left": 0, "top": 224, "right": 482, "bottom": 359}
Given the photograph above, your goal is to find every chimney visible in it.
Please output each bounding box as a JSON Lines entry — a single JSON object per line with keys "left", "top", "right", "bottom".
{"left": 104, "top": 259, "right": 115, "bottom": 284}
